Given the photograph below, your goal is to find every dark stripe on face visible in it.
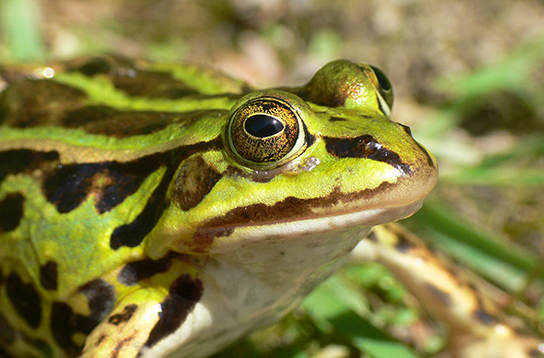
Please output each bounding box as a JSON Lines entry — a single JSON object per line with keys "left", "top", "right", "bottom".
{"left": 0, "top": 150, "right": 59, "bottom": 183}
{"left": 144, "top": 274, "right": 203, "bottom": 348}
{"left": 0, "top": 313, "right": 16, "bottom": 345}
{"left": 39, "top": 261, "right": 58, "bottom": 291}
{"left": 324, "top": 135, "right": 412, "bottom": 175}
{"left": 108, "top": 304, "right": 138, "bottom": 326}
{"left": 0, "top": 192, "right": 24, "bottom": 233}
{"left": 5, "top": 272, "right": 42, "bottom": 329}
{"left": 118, "top": 258, "right": 172, "bottom": 286}
{"left": 197, "top": 183, "right": 392, "bottom": 239}
{"left": 110, "top": 139, "right": 222, "bottom": 250}
{"left": 174, "top": 155, "right": 222, "bottom": 211}
{"left": 51, "top": 279, "right": 115, "bottom": 357}
{"left": 43, "top": 157, "right": 163, "bottom": 214}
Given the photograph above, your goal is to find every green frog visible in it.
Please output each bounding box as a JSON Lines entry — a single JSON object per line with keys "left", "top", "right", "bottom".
{"left": 0, "top": 56, "right": 540, "bottom": 358}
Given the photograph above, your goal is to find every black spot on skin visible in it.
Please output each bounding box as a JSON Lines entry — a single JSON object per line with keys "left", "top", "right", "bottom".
{"left": 144, "top": 274, "right": 204, "bottom": 347}
{"left": 425, "top": 284, "right": 453, "bottom": 306}
{"left": 51, "top": 280, "right": 115, "bottom": 357}
{"left": 43, "top": 157, "right": 163, "bottom": 214}
{"left": 0, "top": 150, "right": 59, "bottom": 183}
{"left": 78, "top": 279, "right": 116, "bottom": 323}
{"left": 472, "top": 308, "right": 498, "bottom": 325}
{"left": 0, "top": 267, "right": 3, "bottom": 287}
{"left": 5, "top": 272, "right": 42, "bottom": 329}
{"left": 174, "top": 155, "right": 222, "bottom": 211}
{"left": 324, "top": 135, "right": 412, "bottom": 175}
{"left": 40, "top": 261, "right": 58, "bottom": 291}
{"left": 109, "top": 167, "right": 172, "bottom": 249}
{"left": 118, "top": 258, "right": 172, "bottom": 286}
{"left": 108, "top": 304, "right": 138, "bottom": 326}
{"left": 328, "top": 116, "right": 347, "bottom": 122}
{"left": 0, "top": 314, "right": 15, "bottom": 344}
{"left": 110, "top": 139, "right": 222, "bottom": 250}
{"left": 51, "top": 302, "right": 90, "bottom": 357}
{"left": 43, "top": 163, "right": 102, "bottom": 213}
{"left": 0, "top": 192, "right": 24, "bottom": 233}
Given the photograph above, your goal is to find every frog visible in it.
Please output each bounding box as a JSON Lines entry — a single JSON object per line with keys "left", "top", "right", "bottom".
{"left": 0, "top": 55, "right": 540, "bottom": 358}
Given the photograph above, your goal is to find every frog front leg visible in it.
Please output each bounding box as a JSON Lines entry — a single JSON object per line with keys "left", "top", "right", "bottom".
{"left": 82, "top": 272, "right": 203, "bottom": 358}
{"left": 81, "top": 289, "right": 163, "bottom": 358}
{"left": 352, "top": 223, "right": 543, "bottom": 358}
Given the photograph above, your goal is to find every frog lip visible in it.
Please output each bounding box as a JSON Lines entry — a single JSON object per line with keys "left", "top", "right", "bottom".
{"left": 209, "top": 196, "right": 426, "bottom": 242}
{"left": 204, "top": 197, "right": 426, "bottom": 255}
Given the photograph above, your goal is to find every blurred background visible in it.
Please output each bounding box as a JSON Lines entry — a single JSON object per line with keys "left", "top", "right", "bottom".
{"left": 1, "top": 1, "right": 544, "bottom": 357}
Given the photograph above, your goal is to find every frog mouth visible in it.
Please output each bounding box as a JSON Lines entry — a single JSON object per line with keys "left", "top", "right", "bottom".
{"left": 192, "top": 197, "right": 426, "bottom": 260}
{"left": 193, "top": 191, "right": 428, "bottom": 255}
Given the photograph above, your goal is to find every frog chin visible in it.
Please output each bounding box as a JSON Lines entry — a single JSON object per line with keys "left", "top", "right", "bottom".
{"left": 145, "top": 198, "right": 426, "bottom": 358}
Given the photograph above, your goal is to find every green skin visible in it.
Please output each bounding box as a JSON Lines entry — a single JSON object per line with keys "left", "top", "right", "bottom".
{"left": 0, "top": 56, "right": 438, "bottom": 358}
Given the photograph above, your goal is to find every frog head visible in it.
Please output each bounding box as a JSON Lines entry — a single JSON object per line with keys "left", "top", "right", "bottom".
{"left": 148, "top": 60, "right": 438, "bottom": 258}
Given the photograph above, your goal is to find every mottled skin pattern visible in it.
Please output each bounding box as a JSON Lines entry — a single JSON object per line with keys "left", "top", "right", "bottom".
{"left": 0, "top": 56, "right": 540, "bottom": 358}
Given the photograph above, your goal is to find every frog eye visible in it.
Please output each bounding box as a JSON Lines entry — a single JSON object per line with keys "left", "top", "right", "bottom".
{"left": 227, "top": 95, "right": 307, "bottom": 168}
{"left": 368, "top": 65, "right": 394, "bottom": 115}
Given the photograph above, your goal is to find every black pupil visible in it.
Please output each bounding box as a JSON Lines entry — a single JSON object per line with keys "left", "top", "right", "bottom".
{"left": 245, "top": 115, "right": 284, "bottom": 138}
{"left": 370, "top": 65, "right": 391, "bottom": 91}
